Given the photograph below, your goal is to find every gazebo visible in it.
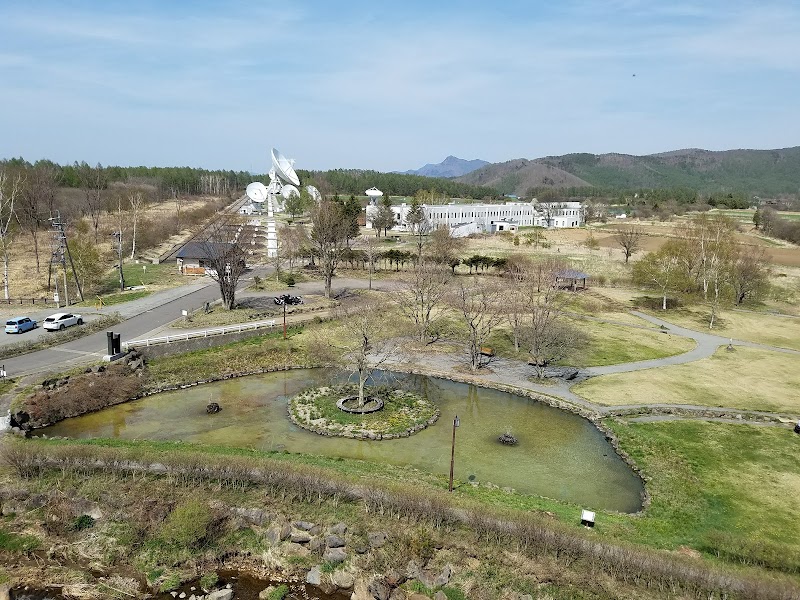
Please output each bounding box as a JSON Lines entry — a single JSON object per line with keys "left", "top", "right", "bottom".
{"left": 556, "top": 268, "right": 590, "bottom": 291}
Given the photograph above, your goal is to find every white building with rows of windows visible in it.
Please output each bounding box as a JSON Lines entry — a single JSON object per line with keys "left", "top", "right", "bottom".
{"left": 366, "top": 200, "right": 583, "bottom": 236}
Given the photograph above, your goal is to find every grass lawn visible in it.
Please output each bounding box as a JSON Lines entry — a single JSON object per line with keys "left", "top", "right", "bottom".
{"left": 171, "top": 295, "right": 335, "bottom": 329}
{"left": 648, "top": 306, "right": 800, "bottom": 351}
{"left": 573, "top": 347, "right": 800, "bottom": 413}
{"left": 604, "top": 420, "right": 800, "bottom": 573}
{"left": 486, "top": 319, "right": 694, "bottom": 367}
{"left": 99, "top": 262, "right": 189, "bottom": 293}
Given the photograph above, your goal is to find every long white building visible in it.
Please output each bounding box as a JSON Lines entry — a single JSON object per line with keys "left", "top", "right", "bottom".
{"left": 366, "top": 201, "right": 583, "bottom": 236}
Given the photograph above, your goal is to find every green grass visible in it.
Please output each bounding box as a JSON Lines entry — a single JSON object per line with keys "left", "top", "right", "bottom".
{"left": 75, "top": 289, "right": 150, "bottom": 308}
{"left": 603, "top": 419, "right": 800, "bottom": 573}
{"left": 99, "top": 262, "right": 186, "bottom": 292}
{"left": 0, "top": 527, "right": 40, "bottom": 552}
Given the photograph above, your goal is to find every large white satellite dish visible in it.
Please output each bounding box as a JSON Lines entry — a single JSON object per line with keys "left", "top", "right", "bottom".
{"left": 246, "top": 182, "right": 268, "bottom": 203}
{"left": 306, "top": 185, "right": 321, "bottom": 202}
{"left": 271, "top": 148, "right": 300, "bottom": 186}
{"left": 281, "top": 184, "right": 300, "bottom": 199}
{"left": 365, "top": 187, "right": 383, "bottom": 198}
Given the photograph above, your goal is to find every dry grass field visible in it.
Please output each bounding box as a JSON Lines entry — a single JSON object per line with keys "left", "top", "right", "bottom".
{"left": 4, "top": 195, "right": 218, "bottom": 299}
{"left": 573, "top": 346, "right": 800, "bottom": 413}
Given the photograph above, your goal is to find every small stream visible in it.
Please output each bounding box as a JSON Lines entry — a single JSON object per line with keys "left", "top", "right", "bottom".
{"left": 10, "top": 571, "right": 349, "bottom": 599}
{"left": 40, "top": 369, "right": 644, "bottom": 512}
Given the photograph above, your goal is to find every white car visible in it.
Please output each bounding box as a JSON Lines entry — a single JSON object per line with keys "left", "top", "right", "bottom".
{"left": 42, "top": 312, "right": 84, "bottom": 331}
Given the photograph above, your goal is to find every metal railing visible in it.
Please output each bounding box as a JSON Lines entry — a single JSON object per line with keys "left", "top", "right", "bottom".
{"left": 122, "top": 319, "right": 276, "bottom": 350}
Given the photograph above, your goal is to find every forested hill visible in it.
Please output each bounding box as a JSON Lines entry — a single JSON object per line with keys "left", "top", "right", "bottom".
{"left": 298, "top": 169, "right": 499, "bottom": 199}
{"left": 458, "top": 147, "right": 800, "bottom": 197}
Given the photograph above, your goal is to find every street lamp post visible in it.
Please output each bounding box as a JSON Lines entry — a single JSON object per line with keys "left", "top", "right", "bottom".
{"left": 283, "top": 301, "right": 287, "bottom": 340}
{"left": 449, "top": 415, "right": 460, "bottom": 492}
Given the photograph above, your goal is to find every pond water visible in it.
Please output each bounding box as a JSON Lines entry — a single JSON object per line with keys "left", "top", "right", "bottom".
{"left": 40, "top": 370, "right": 644, "bottom": 512}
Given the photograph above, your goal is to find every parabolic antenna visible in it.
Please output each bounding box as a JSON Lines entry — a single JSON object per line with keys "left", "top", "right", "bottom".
{"left": 306, "top": 185, "right": 321, "bottom": 202}
{"left": 365, "top": 186, "right": 384, "bottom": 198}
{"left": 246, "top": 182, "right": 268, "bottom": 203}
{"left": 281, "top": 184, "right": 300, "bottom": 199}
{"left": 271, "top": 148, "right": 300, "bottom": 186}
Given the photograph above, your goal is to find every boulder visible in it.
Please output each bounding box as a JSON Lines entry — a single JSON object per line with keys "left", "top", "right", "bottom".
{"left": 433, "top": 565, "right": 453, "bottom": 587}
{"left": 331, "top": 571, "right": 355, "bottom": 590}
{"left": 231, "top": 507, "right": 267, "bottom": 526}
{"left": 367, "top": 531, "right": 387, "bottom": 548}
{"left": 306, "top": 566, "right": 322, "bottom": 586}
{"left": 293, "top": 520, "right": 315, "bottom": 531}
{"left": 388, "top": 590, "right": 407, "bottom": 600}
{"left": 433, "top": 592, "right": 447, "bottom": 600}
{"left": 309, "top": 524, "right": 322, "bottom": 536}
{"left": 385, "top": 569, "right": 406, "bottom": 587}
{"left": 291, "top": 531, "right": 312, "bottom": 543}
{"left": 325, "top": 534, "right": 346, "bottom": 548}
{"left": 266, "top": 521, "right": 292, "bottom": 544}
{"left": 207, "top": 590, "right": 233, "bottom": 600}
{"left": 309, "top": 537, "right": 324, "bottom": 552}
{"left": 322, "top": 547, "right": 347, "bottom": 563}
{"left": 0, "top": 583, "right": 10, "bottom": 600}
{"left": 329, "top": 522, "right": 348, "bottom": 536}
{"left": 367, "top": 578, "right": 391, "bottom": 600}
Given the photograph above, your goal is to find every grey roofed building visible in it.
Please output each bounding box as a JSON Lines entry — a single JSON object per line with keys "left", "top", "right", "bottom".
{"left": 176, "top": 241, "right": 238, "bottom": 275}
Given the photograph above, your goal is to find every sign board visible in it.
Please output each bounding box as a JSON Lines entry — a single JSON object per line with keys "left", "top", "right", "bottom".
{"left": 181, "top": 310, "right": 188, "bottom": 317}
{"left": 53, "top": 293, "right": 59, "bottom": 303}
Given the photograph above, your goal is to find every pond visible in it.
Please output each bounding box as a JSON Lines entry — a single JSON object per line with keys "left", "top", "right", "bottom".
{"left": 40, "top": 370, "right": 644, "bottom": 513}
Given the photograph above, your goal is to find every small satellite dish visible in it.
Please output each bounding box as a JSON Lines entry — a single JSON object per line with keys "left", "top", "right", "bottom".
{"left": 281, "top": 184, "right": 300, "bottom": 199}
{"left": 271, "top": 148, "right": 300, "bottom": 186}
{"left": 365, "top": 187, "right": 383, "bottom": 198}
{"left": 306, "top": 185, "right": 322, "bottom": 202}
{"left": 246, "top": 182, "right": 268, "bottom": 203}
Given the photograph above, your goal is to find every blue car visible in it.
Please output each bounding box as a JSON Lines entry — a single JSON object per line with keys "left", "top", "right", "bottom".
{"left": 5, "top": 316, "right": 37, "bottom": 334}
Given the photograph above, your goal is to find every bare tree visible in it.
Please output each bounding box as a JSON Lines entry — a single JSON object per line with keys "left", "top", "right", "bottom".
{"left": 332, "top": 301, "right": 398, "bottom": 408}
{"left": 502, "top": 255, "right": 533, "bottom": 352}
{"left": 18, "top": 162, "right": 59, "bottom": 273}
{"left": 355, "top": 235, "right": 382, "bottom": 290}
{"left": 77, "top": 161, "right": 106, "bottom": 243}
{"left": 425, "top": 225, "right": 466, "bottom": 269}
{"left": 729, "top": 245, "right": 770, "bottom": 306}
{"left": 0, "top": 169, "right": 23, "bottom": 300}
{"left": 127, "top": 188, "right": 148, "bottom": 259}
{"left": 517, "top": 260, "right": 581, "bottom": 378}
{"left": 614, "top": 225, "right": 643, "bottom": 263}
{"left": 199, "top": 218, "right": 254, "bottom": 309}
{"left": 310, "top": 200, "right": 350, "bottom": 298}
{"left": 450, "top": 279, "right": 504, "bottom": 371}
{"left": 280, "top": 224, "right": 307, "bottom": 273}
{"left": 395, "top": 262, "right": 451, "bottom": 343}
{"left": 371, "top": 201, "right": 395, "bottom": 237}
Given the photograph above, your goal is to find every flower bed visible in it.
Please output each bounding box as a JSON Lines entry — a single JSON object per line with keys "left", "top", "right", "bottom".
{"left": 288, "top": 384, "right": 439, "bottom": 440}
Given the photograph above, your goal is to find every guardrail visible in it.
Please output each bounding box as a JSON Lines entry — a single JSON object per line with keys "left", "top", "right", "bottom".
{"left": 122, "top": 319, "right": 277, "bottom": 350}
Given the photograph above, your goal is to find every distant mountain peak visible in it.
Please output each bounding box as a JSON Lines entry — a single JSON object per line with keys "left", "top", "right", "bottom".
{"left": 403, "top": 156, "right": 490, "bottom": 178}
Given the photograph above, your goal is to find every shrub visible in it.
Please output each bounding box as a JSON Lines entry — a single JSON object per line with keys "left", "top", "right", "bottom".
{"left": 159, "top": 572, "right": 182, "bottom": 592}
{"left": 267, "top": 584, "right": 289, "bottom": 600}
{"left": 159, "top": 500, "right": 213, "bottom": 549}
{"left": 199, "top": 572, "right": 219, "bottom": 590}
{"left": 70, "top": 514, "right": 96, "bottom": 531}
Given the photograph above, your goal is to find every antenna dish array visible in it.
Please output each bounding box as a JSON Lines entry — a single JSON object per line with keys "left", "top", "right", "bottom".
{"left": 246, "top": 148, "right": 304, "bottom": 213}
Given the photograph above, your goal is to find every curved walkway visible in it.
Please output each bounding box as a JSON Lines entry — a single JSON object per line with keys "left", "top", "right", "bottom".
{"left": 382, "top": 310, "right": 800, "bottom": 427}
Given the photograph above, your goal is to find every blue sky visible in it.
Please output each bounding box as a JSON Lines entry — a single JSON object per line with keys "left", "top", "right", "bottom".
{"left": 2, "top": 1, "right": 799, "bottom": 172}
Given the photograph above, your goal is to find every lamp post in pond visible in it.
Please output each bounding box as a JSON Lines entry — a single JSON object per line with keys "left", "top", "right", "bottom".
{"left": 449, "top": 415, "right": 460, "bottom": 492}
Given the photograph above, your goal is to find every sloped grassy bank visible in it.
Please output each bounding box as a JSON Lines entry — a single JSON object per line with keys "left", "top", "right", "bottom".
{"left": 1, "top": 437, "right": 799, "bottom": 600}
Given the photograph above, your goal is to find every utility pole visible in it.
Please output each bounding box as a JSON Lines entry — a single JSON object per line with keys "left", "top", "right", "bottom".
{"left": 449, "top": 415, "right": 460, "bottom": 492}
{"left": 111, "top": 230, "right": 125, "bottom": 291}
{"left": 49, "top": 211, "right": 84, "bottom": 302}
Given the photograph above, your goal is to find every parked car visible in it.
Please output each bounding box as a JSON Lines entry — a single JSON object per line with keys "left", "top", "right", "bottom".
{"left": 42, "top": 312, "right": 83, "bottom": 331}
{"left": 5, "top": 316, "right": 37, "bottom": 334}
{"left": 273, "top": 294, "right": 303, "bottom": 306}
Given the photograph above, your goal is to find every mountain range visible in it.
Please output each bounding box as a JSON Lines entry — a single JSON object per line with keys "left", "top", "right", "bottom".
{"left": 454, "top": 147, "right": 800, "bottom": 197}
{"left": 402, "top": 155, "right": 490, "bottom": 178}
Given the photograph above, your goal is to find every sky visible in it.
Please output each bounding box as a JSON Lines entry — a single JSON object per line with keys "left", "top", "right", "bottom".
{"left": 2, "top": 0, "right": 799, "bottom": 173}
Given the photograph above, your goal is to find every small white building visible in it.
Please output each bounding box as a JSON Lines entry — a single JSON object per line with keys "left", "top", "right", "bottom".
{"left": 366, "top": 200, "right": 583, "bottom": 233}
